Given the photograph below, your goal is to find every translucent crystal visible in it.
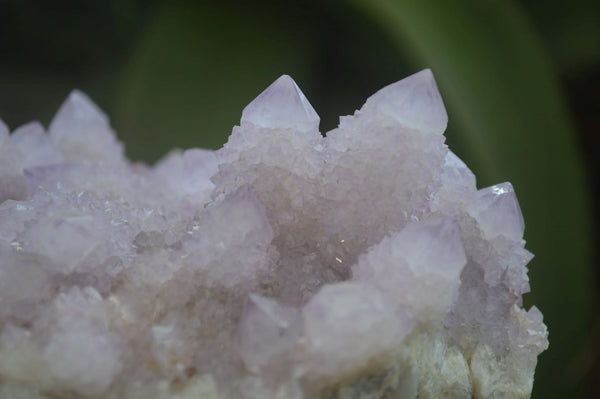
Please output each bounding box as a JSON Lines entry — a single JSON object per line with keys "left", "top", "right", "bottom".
{"left": 361, "top": 69, "right": 448, "bottom": 134}
{"left": 49, "top": 90, "right": 123, "bottom": 163}
{"left": 236, "top": 294, "right": 301, "bottom": 373}
{"left": 0, "top": 70, "right": 547, "bottom": 398}
{"left": 440, "top": 150, "right": 477, "bottom": 192}
{"left": 302, "top": 282, "right": 401, "bottom": 378}
{"left": 241, "top": 75, "right": 320, "bottom": 133}
{"left": 468, "top": 182, "right": 525, "bottom": 241}
{"left": 10, "top": 122, "right": 63, "bottom": 169}
{"left": 353, "top": 217, "right": 466, "bottom": 320}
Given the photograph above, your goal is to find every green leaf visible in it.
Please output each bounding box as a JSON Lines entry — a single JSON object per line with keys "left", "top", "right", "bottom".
{"left": 114, "top": 1, "right": 312, "bottom": 163}
{"left": 347, "top": 0, "right": 593, "bottom": 397}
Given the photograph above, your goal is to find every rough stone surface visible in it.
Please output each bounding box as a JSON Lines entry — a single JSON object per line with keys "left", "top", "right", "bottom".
{"left": 0, "top": 70, "right": 548, "bottom": 398}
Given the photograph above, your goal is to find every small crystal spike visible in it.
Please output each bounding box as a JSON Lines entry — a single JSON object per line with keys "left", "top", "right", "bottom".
{"left": 49, "top": 90, "right": 122, "bottom": 162}
{"left": 363, "top": 69, "right": 448, "bottom": 134}
{"left": 241, "top": 75, "right": 320, "bottom": 133}
{"left": 470, "top": 182, "right": 525, "bottom": 240}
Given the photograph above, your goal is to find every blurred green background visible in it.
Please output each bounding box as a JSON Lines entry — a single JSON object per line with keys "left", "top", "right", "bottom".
{"left": 0, "top": 0, "right": 598, "bottom": 397}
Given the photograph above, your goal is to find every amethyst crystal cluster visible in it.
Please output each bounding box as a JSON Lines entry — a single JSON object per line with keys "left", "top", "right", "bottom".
{"left": 0, "top": 70, "right": 547, "bottom": 398}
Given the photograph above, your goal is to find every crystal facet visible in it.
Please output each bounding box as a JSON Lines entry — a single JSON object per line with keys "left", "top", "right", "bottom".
{"left": 468, "top": 182, "right": 525, "bottom": 241}
{"left": 241, "top": 75, "right": 320, "bottom": 133}
{"left": 49, "top": 90, "right": 123, "bottom": 163}
{"left": 362, "top": 69, "right": 448, "bottom": 134}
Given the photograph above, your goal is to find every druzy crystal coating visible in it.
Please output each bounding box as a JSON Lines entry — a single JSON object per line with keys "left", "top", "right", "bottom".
{"left": 0, "top": 70, "right": 548, "bottom": 398}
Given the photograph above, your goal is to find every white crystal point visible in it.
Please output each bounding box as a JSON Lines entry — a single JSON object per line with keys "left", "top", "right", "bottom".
{"left": 362, "top": 69, "right": 448, "bottom": 134}
{"left": 49, "top": 90, "right": 123, "bottom": 163}
{"left": 394, "top": 216, "right": 467, "bottom": 280}
{"left": 469, "top": 182, "right": 525, "bottom": 240}
{"left": 154, "top": 148, "right": 218, "bottom": 209}
{"left": 442, "top": 150, "right": 476, "bottom": 191}
{"left": 236, "top": 294, "right": 301, "bottom": 372}
{"left": 352, "top": 217, "right": 466, "bottom": 318}
{"left": 241, "top": 75, "right": 320, "bottom": 133}
{"left": 302, "top": 282, "right": 400, "bottom": 377}
{"left": 11, "top": 121, "right": 44, "bottom": 136}
{"left": 11, "top": 121, "right": 63, "bottom": 168}
{"left": 49, "top": 90, "right": 108, "bottom": 134}
{"left": 182, "top": 186, "right": 275, "bottom": 287}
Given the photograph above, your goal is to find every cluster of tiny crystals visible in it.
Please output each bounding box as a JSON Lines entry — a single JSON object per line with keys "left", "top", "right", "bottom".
{"left": 0, "top": 70, "right": 548, "bottom": 399}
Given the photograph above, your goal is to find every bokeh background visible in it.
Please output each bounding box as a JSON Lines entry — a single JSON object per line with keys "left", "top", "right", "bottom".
{"left": 0, "top": 0, "right": 598, "bottom": 397}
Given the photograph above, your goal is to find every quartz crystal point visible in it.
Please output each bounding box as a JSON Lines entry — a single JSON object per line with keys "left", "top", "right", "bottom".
{"left": 0, "top": 70, "right": 548, "bottom": 399}
{"left": 361, "top": 68, "right": 448, "bottom": 134}
{"left": 48, "top": 90, "right": 124, "bottom": 163}
{"left": 241, "top": 74, "right": 320, "bottom": 133}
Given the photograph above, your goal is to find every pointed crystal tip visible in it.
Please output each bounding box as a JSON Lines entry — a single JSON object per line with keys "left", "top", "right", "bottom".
{"left": 47, "top": 90, "right": 123, "bottom": 163}
{"left": 363, "top": 69, "right": 448, "bottom": 134}
{"left": 241, "top": 75, "right": 320, "bottom": 133}
{"left": 396, "top": 216, "right": 467, "bottom": 280}
{"left": 470, "top": 182, "right": 525, "bottom": 240}
{"left": 49, "top": 90, "right": 109, "bottom": 137}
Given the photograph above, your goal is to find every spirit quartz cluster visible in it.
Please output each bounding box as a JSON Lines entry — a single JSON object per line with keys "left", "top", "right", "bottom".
{"left": 0, "top": 70, "right": 548, "bottom": 399}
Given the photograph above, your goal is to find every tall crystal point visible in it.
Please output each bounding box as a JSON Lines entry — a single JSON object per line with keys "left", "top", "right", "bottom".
{"left": 0, "top": 70, "right": 547, "bottom": 399}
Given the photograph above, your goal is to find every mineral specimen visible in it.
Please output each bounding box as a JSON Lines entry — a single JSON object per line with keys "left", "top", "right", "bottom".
{"left": 0, "top": 70, "right": 548, "bottom": 399}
